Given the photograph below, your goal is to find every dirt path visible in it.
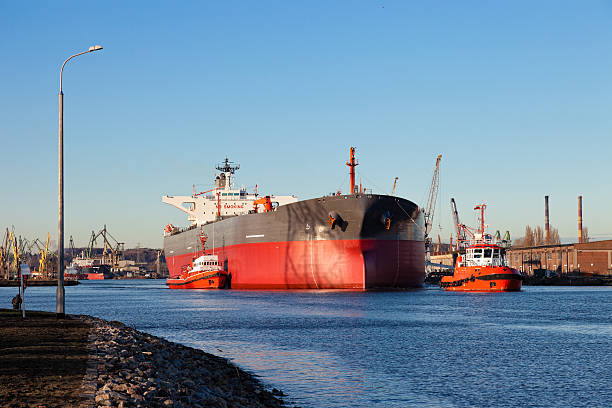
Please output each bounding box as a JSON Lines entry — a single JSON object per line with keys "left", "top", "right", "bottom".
{"left": 0, "top": 309, "right": 90, "bottom": 408}
{"left": 1, "top": 310, "right": 288, "bottom": 407}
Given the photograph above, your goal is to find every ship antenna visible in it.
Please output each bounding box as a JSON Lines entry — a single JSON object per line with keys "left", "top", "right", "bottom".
{"left": 216, "top": 157, "right": 240, "bottom": 174}
{"left": 473, "top": 203, "right": 487, "bottom": 236}
{"left": 199, "top": 230, "right": 207, "bottom": 252}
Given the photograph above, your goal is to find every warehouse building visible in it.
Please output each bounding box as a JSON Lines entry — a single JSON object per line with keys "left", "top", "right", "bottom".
{"left": 507, "top": 240, "right": 612, "bottom": 276}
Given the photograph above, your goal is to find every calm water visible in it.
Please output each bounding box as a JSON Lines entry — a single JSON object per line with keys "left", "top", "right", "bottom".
{"left": 2, "top": 281, "right": 611, "bottom": 407}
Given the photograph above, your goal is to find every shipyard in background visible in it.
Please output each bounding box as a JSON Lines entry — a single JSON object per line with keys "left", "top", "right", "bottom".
{"left": 0, "top": 225, "right": 168, "bottom": 286}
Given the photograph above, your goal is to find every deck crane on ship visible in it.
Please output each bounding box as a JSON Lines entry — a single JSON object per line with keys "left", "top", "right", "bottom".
{"left": 391, "top": 177, "right": 399, "bottom": 196}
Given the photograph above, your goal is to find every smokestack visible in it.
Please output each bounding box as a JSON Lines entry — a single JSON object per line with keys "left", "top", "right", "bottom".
{"left": 545, "top": 195, "right": 550, "bottom": 244}
{"left": 578, "top": 195, "right": 583, "bottom": 243}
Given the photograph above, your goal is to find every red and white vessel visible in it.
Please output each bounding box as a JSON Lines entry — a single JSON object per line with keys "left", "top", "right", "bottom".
{"left": 162, "top": 149, "right": 426, "bottom": 289}
{"left": 440, "top": 204, "right": 523, "bottom": 292}
{"left": 166, "top": 233, "right": 229, "bottom": 289}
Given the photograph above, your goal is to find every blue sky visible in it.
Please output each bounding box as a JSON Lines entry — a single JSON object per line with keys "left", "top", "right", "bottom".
{"left": 1, "top": 1, "right": 611, "bottom": 248}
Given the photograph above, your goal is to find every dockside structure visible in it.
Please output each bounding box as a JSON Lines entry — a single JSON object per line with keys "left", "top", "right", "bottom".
{"left": 507, "top": 240, "right": 612, "bottom": 276}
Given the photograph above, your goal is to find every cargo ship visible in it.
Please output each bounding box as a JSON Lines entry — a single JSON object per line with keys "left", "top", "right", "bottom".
{"left": 162, "top": 148, "right": 425, "bottom": 289}
{"left": 440, "top": 204, "right": 523, "bottom": 291}
{"left": 68, "top": 254, "right": 114, "bottom": 280}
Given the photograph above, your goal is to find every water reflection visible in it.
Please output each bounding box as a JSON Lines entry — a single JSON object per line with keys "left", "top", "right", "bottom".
{"left": 2, "top": 282, "right": 611, "bottom": 407}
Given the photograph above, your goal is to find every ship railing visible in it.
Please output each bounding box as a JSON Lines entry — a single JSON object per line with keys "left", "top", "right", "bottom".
{"left": 467, "top": 236, "right": 501, "bottom": 246}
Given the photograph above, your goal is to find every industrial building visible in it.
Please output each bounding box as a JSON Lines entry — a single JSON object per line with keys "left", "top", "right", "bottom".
{"left": 507, "top": 194, "right": 612, "bottom": 276}
{"left": 429, "top": 195, "right": 612, "bottom": 277}
{"left": 507, "top": 240, "right": 612, "bottom": 276}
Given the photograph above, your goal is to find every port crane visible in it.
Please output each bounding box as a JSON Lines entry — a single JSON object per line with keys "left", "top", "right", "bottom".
{"left": 87, "top": 226, "right": 125, "bottom": 270}
{"left": 69, "top": 236, "right": 76, "bottom": 259}
{"left": 8, "top": 231, "right": 22, "bottom": 278}
{"left": 450, "top": 198, "right": 471, "bottom": 250}
{"left": 424, "top": 155, "right": 442, "bottom": 274}
{"left": 38, "top": 233, "right": 51, "bottom": 279}
{"left": 0, "top": 228, "right": 9, "bottom": 279}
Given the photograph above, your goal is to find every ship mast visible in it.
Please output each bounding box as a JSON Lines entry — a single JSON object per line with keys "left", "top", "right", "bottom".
{"left": 346, "top": 147, "right": 358, "bottom": 194}
{"left": 474, "top": 203, "right": 486, "bottom": 236}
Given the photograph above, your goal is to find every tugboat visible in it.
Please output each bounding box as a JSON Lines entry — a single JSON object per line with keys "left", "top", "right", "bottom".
{"left": 440, "top": 203, "right": 523, "bottom": 292}
{"left": 166, "top": 232, "right": 229, "bottom": 289}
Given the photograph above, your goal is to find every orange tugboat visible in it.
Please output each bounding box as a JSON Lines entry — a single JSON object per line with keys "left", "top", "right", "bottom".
{"left": 440, "top": 203, "right": 523, "bottom": 292}
{"left": 166, "top": 232, "right": 229, "bottom": 289}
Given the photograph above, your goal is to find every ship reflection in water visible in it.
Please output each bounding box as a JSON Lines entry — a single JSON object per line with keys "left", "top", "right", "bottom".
{"left": 3, "top": 281, "right": 611, "bottom": 408}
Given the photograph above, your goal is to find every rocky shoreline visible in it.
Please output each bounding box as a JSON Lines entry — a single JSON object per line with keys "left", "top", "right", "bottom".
{"left": 78, "top": 315, "right": 287, "bottom": 408}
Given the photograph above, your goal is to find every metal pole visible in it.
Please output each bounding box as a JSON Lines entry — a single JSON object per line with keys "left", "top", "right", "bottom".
{"left": 56, "top": 45, "right": 102, "bottom": 319}
{"left": 57, "top": 90, "right": 65, "bottom": 318}
{"left": 20, "top": 272, "right": 25, "bottom": 319}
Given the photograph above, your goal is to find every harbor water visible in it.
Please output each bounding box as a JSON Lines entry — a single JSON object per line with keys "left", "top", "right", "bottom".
{"left": 2, "top": 281, "right": 610, "bottom": 407}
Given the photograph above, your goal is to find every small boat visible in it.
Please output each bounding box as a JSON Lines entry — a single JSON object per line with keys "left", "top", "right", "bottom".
{"left": 166, "top": 232, "right": 229, "bottom": 289}
{"left": 440, "top": 203, "right": 523, "bottom": 292}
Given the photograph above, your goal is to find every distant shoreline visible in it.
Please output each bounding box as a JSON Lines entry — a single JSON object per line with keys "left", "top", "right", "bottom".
{"left": 0, "top": 279, "right": 79, "bottom": 287}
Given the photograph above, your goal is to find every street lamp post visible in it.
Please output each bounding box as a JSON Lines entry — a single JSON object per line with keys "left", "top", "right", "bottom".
{"left": 57, "top": 45, "right": 102, "bottom": 318}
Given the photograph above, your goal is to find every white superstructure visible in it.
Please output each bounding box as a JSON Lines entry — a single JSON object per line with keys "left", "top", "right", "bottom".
{"left": 189, "top": 254, "right": 220, "bottom": 273}
{"left": 162, "top": 158, "right": 297, "bottom": 227}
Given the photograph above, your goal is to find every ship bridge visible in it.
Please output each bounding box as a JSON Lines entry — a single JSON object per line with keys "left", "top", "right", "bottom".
{"left": 162, "top": 158, "right": 297, "bottom": 226}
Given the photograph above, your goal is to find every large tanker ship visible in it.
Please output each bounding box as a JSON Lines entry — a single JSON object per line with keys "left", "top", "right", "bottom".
{"left": 162, "top": 149, "right": 425, "bottom": 289}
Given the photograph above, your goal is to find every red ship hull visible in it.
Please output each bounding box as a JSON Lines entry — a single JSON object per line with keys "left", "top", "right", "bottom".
{"left": 166, "top": 271, "right": 228, "bottom": 289}
{"left": 86, "top": 273, "right": 108, "bottom": 280}
{"left": 166, "top": 238, "right": 424, "bottom": 289}
{"left": 164, "top": 194, "right": 425, "bottom": 289}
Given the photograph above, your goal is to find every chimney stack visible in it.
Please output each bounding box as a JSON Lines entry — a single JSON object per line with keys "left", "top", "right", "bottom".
{"left": 545, "top": 195, "right": 550, "bottom": 244}
{"left": 578, "top": 195, "right": 583, "bottom": 243}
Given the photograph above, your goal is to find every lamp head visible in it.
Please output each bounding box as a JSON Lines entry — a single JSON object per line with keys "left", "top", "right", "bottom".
{"left": 89, "top": 45, "right": 103, "bottom": 52}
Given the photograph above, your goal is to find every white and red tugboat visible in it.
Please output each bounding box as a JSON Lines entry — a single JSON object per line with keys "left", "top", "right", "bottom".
{"left": 441, "top": 204, "right": 523, "bottom": 292}
{"left": 166, "top": 232, "right": 228, "bottom": 289}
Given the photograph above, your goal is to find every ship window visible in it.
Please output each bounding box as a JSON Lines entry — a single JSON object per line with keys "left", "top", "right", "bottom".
{"left": 473, "top": 249, "right": 482, "bottom": 258}
{"left": 484, "top": 249, "right": 492, "bottom": 258}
